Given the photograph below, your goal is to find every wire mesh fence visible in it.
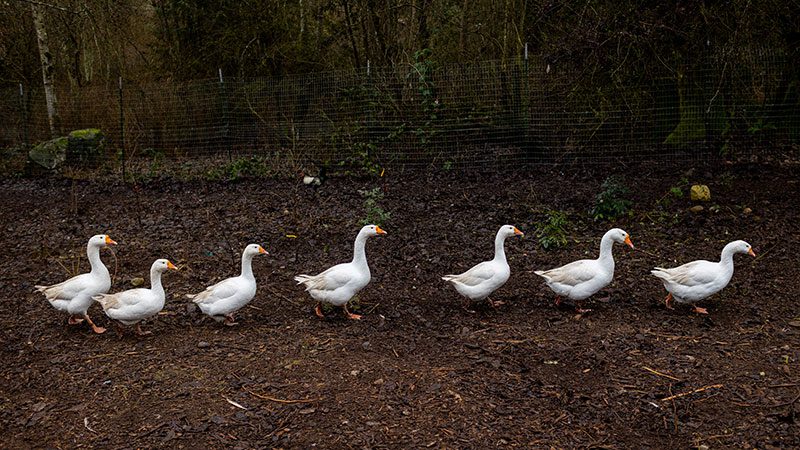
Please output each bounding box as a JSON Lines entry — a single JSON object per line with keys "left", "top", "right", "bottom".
{"left": 1, "top": 50, "right": 798, "bottom": 174}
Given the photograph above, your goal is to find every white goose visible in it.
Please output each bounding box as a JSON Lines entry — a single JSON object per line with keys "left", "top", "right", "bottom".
{"left": 651, "top": 240, "right": 755, "bottom": 314}
{"left": 93, "top": 259, "right": 177, "bottom": 335}
{"left": 187, "top": 244, "right": 268, "bottom": 325}
{"left": 534, "top": 228, "right": 634, "bottom": 312}
{"left": 36, "top": 234, "right": 116, "bottom": 334}
{"left": 294, "top": 224, "right": 386, "bottom": 320}
{"left": 442, "top": 225, "right": 524, "bottom": 308}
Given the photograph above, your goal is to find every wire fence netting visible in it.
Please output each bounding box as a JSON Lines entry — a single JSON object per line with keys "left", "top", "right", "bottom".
{"left": 1, "top": 51, "right": 798, "bottom": 172}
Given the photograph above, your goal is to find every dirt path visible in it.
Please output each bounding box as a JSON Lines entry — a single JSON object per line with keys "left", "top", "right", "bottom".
{"left": 1, "top": 164, "right": 798, "bottom": 448}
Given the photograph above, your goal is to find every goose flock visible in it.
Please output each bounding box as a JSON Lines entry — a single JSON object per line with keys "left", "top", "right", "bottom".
{"left": 36, "top": 226, "right": 755, "bottom": 335}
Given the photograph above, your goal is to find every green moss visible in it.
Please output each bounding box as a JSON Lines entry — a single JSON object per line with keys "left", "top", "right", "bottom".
{"left": 68, "top": 128, "right": 102, "bottom": 139}
{"left": 28, "top": 137, "right": 69, "bottom": 169}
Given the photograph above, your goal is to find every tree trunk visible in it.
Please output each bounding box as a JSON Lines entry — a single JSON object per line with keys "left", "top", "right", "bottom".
{"left": 342, "top": 0, "right": 361, "bottom": 67}
{"left": 458, "top": 0, "right": 469, "bottom": 59}
{"left": 31, "top": 4, "right": 60, "bottom": 138}
{"left": 416, "top": 0, "right": 430, "bottom": 52}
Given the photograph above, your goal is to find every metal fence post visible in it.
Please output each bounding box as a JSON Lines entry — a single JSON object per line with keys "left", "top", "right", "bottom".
{"left": 119, "top": 76, "right": 125, "bottom": 181}
{"left": 19, "top": 83, "right": 29, "bottom": 147}
{"left": 523, "top": 42, "right": 530, "bottom": 163}
{"left": 365, "top": 60, "right": 373, "bottom": 165}
{"left": 219, "top": 68, "right": 231, "bottom": 162}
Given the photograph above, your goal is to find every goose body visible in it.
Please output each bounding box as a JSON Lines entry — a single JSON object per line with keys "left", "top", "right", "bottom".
{"left": 442, "top": 225, "right": 524, "bottom": 307}
{"left": 535, "top": 228, "right": 633, "bottom": 310}
{"left": 93, "top": 259, "right": 177, "bottom": 335}
{"left": 35, "top": 234, "right": 116, "bottom": 333}
{"left": 187, "top": 244, "right": 268, "bottom": 325}
{"left": 295, "top": 225, "right": 386, "bottom": 319}
{"left": 651, "top": 240, "right": 754, "bottom": 314}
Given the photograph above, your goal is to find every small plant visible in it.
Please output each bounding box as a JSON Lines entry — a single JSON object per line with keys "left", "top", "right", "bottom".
{"left": 591, "top": 176, "right": 632, "bottom": 221}
{"left": 359, "top": 187, "right": 391, "bottom": 226}
{"left": 535, "top": 210, "right": 570, "bottom": 250}
{"left": 207, "top": 156, "right": 271, "bottom": 181}
{"left": 341, "top": 142, "right": 382, "bottom": 177}
{"left": 719, "top": 171, "right": 734, "bottom": 188}
{"left": 657, "top": 176, "right": 688, "bottom": 208}
{"left": 747, "top": 118, "right": 777, "bottom": 135}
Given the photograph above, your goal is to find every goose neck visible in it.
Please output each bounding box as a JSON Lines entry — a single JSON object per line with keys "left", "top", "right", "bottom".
{"left": 352, "top": 231, "right": 369, "bottom": 265}
{"left": 240, "top": 252, "right": 255, "bottom": 279}
{"left": 149, "top": 267, "right": 165, "bottom": 296}
{"left": 493, "top": 232, "right": 507, "bottom": 262}
{"left": 719, "top": 243, "right": 737, "bottom": 269}
{"left": 598, "top": 232, "right": 616, "bottom": 262}
{"left": 87, "top": 243, "right": 108, "bottom": 276}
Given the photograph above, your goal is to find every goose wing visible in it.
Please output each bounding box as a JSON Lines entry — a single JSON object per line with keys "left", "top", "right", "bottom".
{"left": 535, "top": 260, "right": 597, "bottom": 287}
{"left": 652, "top": 260, "right": 718, "bottom": 286}
{"left": 296, "top": 263, "right": 355, "bottom": 292}
{"left": 443, "top": 261, "right": 496, "bottom": 287}
{"left": 36, "top": 273, "right": 91, "bottom": 300}
{"left": 188, "top": 277, "right": 239, "bottom": 304}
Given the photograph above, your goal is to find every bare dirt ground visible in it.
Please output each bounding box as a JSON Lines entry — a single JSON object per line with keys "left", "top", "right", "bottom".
{"left": 1, "top": 162, "right": 798, "bottom": 448}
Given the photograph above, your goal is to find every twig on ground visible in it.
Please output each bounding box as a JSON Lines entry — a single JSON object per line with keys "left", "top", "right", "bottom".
{"left": 246, "top": 389, "right": 319, "bottom": 404}
{"left": 771, "top": 391, "right": 800, "bottom": 408}
{"left": 661, "top": 384, "right": 723, "bottom": 402}
{"left": 267, "top": 287, "right": 301, "bottom": 306}
{"left": 108, "top": 247, "right": 118, "bottom": 285}
{"left": 643, "top": 366, "right": 682, "bottom": 382}
{"left": 84, "top": 417, "right": 97, "bottom": 433}
{"left": 768, "top": 383, "right": 800, "bottom": 388}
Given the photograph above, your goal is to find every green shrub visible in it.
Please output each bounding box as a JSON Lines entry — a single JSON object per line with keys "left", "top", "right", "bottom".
{"left": 591, "top": 176, "right": 632, "bottom": 221}
{"left": 359, "top": 187, "right": 390, "bottom": 226}
{"left": 535, "top": 210, "right": 570, "bottom": 250}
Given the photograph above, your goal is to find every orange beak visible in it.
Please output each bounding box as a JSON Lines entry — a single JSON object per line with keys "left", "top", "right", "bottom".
{"left": 166, "top": 261, "right": 178, "bottom": 270}
{"left": 105, "top": 236, "right": 117, "bottom": 245}
{"left": 513, "top": 227, "right": 524, "bottom": 236}
{"left": 624, "top": 235, "right": 634, "bottom": 249}
{"left": 258, "top": 246, "right": 269, "bottom": 255}
{"left": 748, "top": 248, "right": 756, "bottom": 257}
{"left": 375, "top": 226, "right": 387, "bottom": 235}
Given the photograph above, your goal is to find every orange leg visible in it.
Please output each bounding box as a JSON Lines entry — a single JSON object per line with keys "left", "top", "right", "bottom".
{"left": 487, "top": 297, "right": 505, "bottom": 308}
{"left": 574, "top": 302, "right": 592, "bottom": 314}
{"left": 693, "top": 306, "right": 708, "bottom": 315}
{"left": 314, "top": 303, "right": 325, "bottom": 319}
{"left": 664, "top": 293, "right": 674, "bottom": 310}
{"left": 84, "top": 314, "right": 106, "bottom": 334}
{"left": 461, "top": 298, "right": 476, "bottom": 313}
{"left": 68, "top": 315, "right": 85, "bottom": 325}
{"left": 223, "top": 314, "right": 238, "bottom": 326}
{"left": 135, "top": 323, "right": 152, "bottom": 336}
{"left": 343, "top": 303, "right": 362, "bottom": 320}
{"left": 554, "top": 296, "right": 562, "bottom": 307}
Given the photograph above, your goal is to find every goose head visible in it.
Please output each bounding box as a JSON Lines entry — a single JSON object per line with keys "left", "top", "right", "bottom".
{"left": 608, "top": 228, "right": 634, "bottom": 249}
{"left": 244, "top": 243, "right": 269, "bottom": 256}
{"left": 729, "top": 240, "right": 756, "bottom": 257}
{"left": 152, "top": 259, "right": 178, "bottom": 273}
{"left": 499, "top": 225, "right": 524, "bottom": 238}
{"left": 90, "top": 234, "right": 117, "bottom": 247}
{"left": 361, "top": 224, "right": 387, "bottom": 237}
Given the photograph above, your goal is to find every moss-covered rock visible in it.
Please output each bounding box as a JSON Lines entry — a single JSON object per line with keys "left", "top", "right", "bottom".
{"left": 67, "top": 128, "right": 106, "bottom": 167}
{"left": 28, "top": 137, "right": 68, "bottom": 169}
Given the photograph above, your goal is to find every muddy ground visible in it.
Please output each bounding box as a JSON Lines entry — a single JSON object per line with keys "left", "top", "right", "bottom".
{"left": 0, "top": 162, "right": 798, "bottom": 448}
